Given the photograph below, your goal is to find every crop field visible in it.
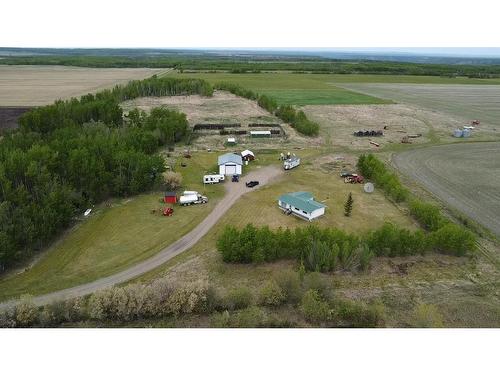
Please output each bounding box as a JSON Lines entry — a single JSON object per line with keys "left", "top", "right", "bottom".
{"left": 337, "top": 83, "right": 500, "bottom": 129}
{"left": 393, "top": 142, "right": 500, "bottom": 237}
{"left": 0, "top": 65, "right": 166, "bottom": 106}
{"left": 121, "top": 91, "right": 317, "bottom": 150}
{"left": 0, "top": 152, "right": 224, "bottom": 301}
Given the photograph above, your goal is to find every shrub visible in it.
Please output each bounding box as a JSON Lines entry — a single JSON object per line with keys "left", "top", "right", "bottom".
{"left": 0, "top": 306, "right": 17, "bottom": 328}
{"left": 225, "top": 287, "right": 253, "bottom": 310}
{"left": 333, "top": 299, "right": 383, "bottom": 328}
{"left": 430, "top": 223, "right": 476, "bottom": 256}
{"left": 15, "top": 295, "right": 38, "bottom": 327}
{"left": 164, "top": 171, "right": 183, "bottom": 191}
{"left": 274, "top": 270, "right": 303, "bottom": 304}
{"left": 300, "top": 290, "right": 331, "bottom": 323}
{"left": 303, "top": 272, "right": 331, "bottom": 299}
{"left": 166, "top": 282, "right": 208, "bottom": 316}
{"left": 233, "top": 306, "right": 268, "bottom": 328}
{"left": 409, "top": 199, "right": 447, "bottom": 231}
{"left": 258, "top": 280, "right": 286, "bottom": 307}
{"left": 412, "top": 303, "right": 444, "bottom": 328}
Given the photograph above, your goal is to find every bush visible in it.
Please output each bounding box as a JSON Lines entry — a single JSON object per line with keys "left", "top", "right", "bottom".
{"left": 430, "top": 223, "right": 476, "bottom": 256}
{"left": 258, "top": 280, "right": 286, "bottom": 307}
{"left": 409, "top": 199, "right": 447, "bottom": 231}
{"left": 412, "top": 303, "right": 444, "bottom": 328}
{"left": 0, "top": 306, "right": 17, "bottom": 328}
{"left": 15, "top": 295, "right": 38, "bottom": 327}
{"left": 332, "top": 299, "right": 383, "bottom": 328}
{"left": 303, "top": 272, "right": 331, "bottom": 299}
{"left": 164, "top": 171, "right": 183, "bottom": 191}
{"left": 225, "top": 287, "right": 253, "bottom": 310}
{"left": 166, "top": 282, "right": 208, "bottom": 316}
{"left": 274, "top": 270, "right": 303, "bottom": 304}
{"left": 300, "top": 290, "right": 331, "bottom": 323}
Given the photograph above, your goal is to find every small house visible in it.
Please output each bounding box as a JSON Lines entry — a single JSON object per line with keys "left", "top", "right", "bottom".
{"left": 278, "top": 192, "right": 326, "bottom": 221}
{"left": 164, "top": 191, "right": 177, "bottom": 204}
{"left": 218, "top": 153, "right": 243, "bottom": 176}
{"left": 250, "top": 130, "right": 271, "bottom": 138}
{"left": 227, "top": 137, "right": 237, "bottom": 145}
{"left": 241, "top": 149, "right": 255, "bottom": 161}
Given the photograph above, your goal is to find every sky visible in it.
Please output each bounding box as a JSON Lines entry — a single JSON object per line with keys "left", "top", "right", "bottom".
{"left": 1, "top": 1, "right": 499, "bottom": 51}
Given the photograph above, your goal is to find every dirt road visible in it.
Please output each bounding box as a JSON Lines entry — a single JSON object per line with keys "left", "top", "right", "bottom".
{"left": 393, "top": 142, "right": 500, "bottom": 237}
{"left": 0, "top": 165, "right": 283, "bottom": 308}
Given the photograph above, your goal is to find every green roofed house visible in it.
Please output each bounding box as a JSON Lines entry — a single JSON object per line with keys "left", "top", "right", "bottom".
{"left": 278, "top": 192, "right": 326, "bottom": 221}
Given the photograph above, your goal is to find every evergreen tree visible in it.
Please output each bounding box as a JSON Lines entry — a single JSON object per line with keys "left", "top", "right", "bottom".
{"left": 344, "top": 193, "right": 354, "bottom": 217}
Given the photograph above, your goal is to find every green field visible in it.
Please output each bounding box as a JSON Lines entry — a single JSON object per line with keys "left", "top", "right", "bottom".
{"left": 165, "top": 72, "right": 500, "bottom": 105}
{"left": 0, "top": 152, "right": 224, "bottom": 301}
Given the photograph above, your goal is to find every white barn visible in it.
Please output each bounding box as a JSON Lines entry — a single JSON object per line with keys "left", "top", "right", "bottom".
{"left": 218, "top": 153, "right": 243, "bottom": 176}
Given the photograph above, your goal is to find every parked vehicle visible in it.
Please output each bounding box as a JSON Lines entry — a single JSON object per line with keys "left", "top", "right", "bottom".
{"left": 179, "top": 191, "right": 208, "bottom": 206}
{"left": 203, "top": 174, "right": 225, "bottom": 184}
{"left": 232, "top": 175, "right": 240, "bottom": 182}
{"left": 340, "top": 171, "right": 356, "bottom": 177}
{"left": 163, "top": 207, "right": 174, "bottom": 216}
{"left": 284, "top": 156, "right": 300, "bottom": 170}
{"left": 246, "top": 181, "right": 259, "bottom": 188}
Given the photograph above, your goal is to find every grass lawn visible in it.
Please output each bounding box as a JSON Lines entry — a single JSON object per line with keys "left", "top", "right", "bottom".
{"left": 0, "top": 151, "right": 224, "bottom": 301}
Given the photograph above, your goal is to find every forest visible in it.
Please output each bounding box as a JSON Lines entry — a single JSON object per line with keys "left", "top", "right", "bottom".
{"left": 2, "top": 55, "right": 500, "bottom": 78}
{"left": 0, "top": 77, "right": 212, "bottom": 271}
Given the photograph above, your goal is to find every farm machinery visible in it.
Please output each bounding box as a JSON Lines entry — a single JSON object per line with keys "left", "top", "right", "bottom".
{"left": 344, "top": 174, "right": 364, "bottom": 184}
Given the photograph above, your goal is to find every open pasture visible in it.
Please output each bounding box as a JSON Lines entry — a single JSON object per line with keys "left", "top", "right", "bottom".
{"left": 393, "top": 142, "right": 500, "bottom": 237}
{"left": 167, "top": 72, "right": 391, "bottom": 105}
{"left": 0, "top": 65, "right": 165, "bottom": 106}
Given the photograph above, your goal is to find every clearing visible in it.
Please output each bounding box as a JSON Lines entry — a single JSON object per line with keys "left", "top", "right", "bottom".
{"left": 302, "top": 104, "right": 464, "bottom": 150}
{"left": 0, "top": 65, "right": 166, "bottom": 106}
{"left": 121, "top": 91, "right": 318, "bottom": 150}
{"left": 393, "top": 142, "right": 500, "bottom": 237}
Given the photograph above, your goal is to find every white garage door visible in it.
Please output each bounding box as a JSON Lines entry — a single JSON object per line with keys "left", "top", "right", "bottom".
{"left": 225, "top": 164, "right": 237, "bottom": 175}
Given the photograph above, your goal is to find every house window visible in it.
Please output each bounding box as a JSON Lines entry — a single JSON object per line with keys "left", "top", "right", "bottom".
{"left": 302, "top": 210, "right": 308, "bottom": 214}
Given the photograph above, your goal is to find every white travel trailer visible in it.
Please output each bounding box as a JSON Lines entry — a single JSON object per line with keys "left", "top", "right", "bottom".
{"left": 284, "top": 156, "right": 300, "bottom": 170}
{"left": 203, "top": 174, "right": 225, "bottom": 184}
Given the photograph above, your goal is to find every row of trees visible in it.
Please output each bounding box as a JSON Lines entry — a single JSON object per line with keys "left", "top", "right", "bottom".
{"left": 0, "top": 77, "right": 209, "bottom": 271}
{"left": 357, "top": 154, "right": 477, "bottom": 250}
{"left": 217, "top": 219, "right": 476, "bottom": 273}
{"left": 3, "top": 55, "right": 500, "bottom": 78}
{"left": 214, "top": 82, "right": 320, "bottom": 136}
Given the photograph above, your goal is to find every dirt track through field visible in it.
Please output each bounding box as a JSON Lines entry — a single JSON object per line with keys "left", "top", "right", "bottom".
{"left": 0, "top": 165, "right": 283, "bottom": 309}
{"left": 393, "top": 142, "right": 500, "bottom": 236}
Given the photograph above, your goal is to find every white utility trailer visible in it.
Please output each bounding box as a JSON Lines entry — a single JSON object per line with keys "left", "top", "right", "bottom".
{"left": 284, "top": 156, "right": 300, "bottom": 170}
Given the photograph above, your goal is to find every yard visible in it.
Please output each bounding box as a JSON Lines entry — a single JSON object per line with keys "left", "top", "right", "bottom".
{"left": 0, "top": 151, "right": 224, "bottom": 301}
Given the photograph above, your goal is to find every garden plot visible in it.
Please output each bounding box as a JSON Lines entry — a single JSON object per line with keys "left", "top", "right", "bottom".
{"left": 303, "top": 104, "right": 461, "bottom": 149}
{"left": 337, "top": 83, "right": 500, "bottom": 131}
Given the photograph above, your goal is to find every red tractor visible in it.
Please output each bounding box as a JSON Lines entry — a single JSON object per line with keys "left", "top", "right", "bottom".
{"left": 344, "top": 174, "right": 364, "bottom": 184}
{"left": 471, "top": 120, "right": 480, "bottom": 126}
{"left": 163, "top": 207, "right": 174, "bottom": 216}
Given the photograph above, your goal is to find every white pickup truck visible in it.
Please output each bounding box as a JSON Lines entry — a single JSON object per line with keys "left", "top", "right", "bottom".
{"left": 179, "top": 191, "right": 208, "bottom": 206}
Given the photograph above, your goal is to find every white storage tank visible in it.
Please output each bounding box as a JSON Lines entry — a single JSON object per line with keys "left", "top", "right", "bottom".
{"left": 453, "top": 129, "right": 463, "bottom": 138}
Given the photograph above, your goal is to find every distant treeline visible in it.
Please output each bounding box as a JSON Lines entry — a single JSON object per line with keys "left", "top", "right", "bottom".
{"left": 214, "top": 82, "right": 319, "bottom": 136}
{"left": 0, "top": 77, "right": 211, "bottom": 271}
{"left": 2, "top": 55, "right": 500, "bottom": 77}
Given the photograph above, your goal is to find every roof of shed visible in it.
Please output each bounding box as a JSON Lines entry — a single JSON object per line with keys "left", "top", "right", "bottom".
{"left": 218, "top": 153, "right": 243, "bottom": 165}
{"left": 278, "top": 191, "right": 325, "bottom": 213}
